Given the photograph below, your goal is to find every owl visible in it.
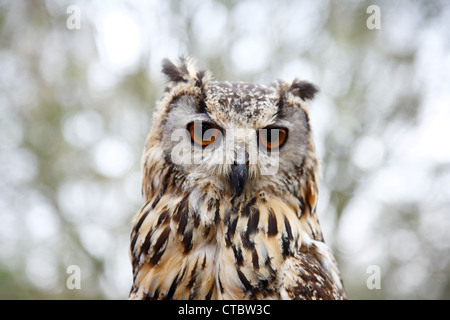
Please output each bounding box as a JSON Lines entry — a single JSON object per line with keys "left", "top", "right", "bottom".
{"left": 129, "top": 56, "right": 346, "bottom": 300}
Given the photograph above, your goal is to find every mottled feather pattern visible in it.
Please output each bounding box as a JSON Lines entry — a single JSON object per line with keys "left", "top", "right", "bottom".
{"left": 129, "top": 56, "right": 346, "bottom": 300}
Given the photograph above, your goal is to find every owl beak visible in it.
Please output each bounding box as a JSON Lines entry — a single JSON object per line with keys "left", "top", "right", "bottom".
{"left": 230, "top": 163, "right": 248, "bottom": 197}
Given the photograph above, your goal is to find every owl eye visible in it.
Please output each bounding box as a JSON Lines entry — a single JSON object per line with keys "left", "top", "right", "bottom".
{"left": 188, "top": 122, "right": 221, "bottom": 148}
{"left": 258, "top": 127, "right": 288, "bottom": 151}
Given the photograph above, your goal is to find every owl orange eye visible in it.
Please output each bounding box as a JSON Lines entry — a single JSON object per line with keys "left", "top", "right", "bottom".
{"left": 259, "top": 127, "right": 288, "bottom": 151}
{"left": 188, "top": 122, "right": 221, "bottom": 148}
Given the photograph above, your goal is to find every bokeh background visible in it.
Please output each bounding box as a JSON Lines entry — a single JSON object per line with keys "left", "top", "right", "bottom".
{"left": 1, "top": 0, "right": 449, "bottom": 299}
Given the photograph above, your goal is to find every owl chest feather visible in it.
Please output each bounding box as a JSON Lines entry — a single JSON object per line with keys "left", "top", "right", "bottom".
{"left": 129, "top": 184, "right": 344, "bottom": 300}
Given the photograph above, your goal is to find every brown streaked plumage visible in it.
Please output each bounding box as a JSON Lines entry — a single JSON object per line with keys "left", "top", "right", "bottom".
{"left": 129, "top": 56, "right": 346, "bottom": 300}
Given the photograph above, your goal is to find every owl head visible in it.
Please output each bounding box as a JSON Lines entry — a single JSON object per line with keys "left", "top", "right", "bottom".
{"left": 142, "top": 56, "right": 319, "bottom": 201}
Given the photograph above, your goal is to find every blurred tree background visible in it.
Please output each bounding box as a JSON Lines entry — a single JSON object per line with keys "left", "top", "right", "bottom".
{"left": 0, "top": 0, "right": 449, "bottom": 299}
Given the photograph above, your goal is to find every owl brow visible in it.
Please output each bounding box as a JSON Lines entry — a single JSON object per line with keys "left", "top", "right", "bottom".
{"left": 269, "top": 119, "right": 291, "bottom": 129}
{"left": 190, "top": 113, "right": 216, "bottom": 124}
{"left": 196, "top": 99, "right": 207, "bottom": 114}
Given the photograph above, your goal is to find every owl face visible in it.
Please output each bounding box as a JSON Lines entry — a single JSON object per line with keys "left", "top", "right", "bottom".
{"left": 145, "top": 57, "right": 318, "bottom": 199}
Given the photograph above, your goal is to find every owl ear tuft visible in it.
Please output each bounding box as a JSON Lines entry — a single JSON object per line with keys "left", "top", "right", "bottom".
{"left": 289, "top": 79, "right": 319, "bottom": 101}
{"left": 161, "top": 56, "right": 211, "bottom": 88}
{"left": 161, "top": 57, "right": 189, "bottom": 83}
